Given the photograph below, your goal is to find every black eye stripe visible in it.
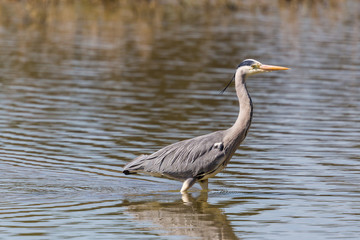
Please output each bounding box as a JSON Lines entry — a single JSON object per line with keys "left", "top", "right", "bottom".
{"left": 238, "top": 60, "right": 256, "bottom": 68}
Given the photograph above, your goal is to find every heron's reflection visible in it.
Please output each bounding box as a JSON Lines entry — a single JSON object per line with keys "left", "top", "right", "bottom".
{"left": 125, "top": 192, "right": 239, "bottom": 240}
{"left": 181, "top": 191, "right": 208, "bottom": 204}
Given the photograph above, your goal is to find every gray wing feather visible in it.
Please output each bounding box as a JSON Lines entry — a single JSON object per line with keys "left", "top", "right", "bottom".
{"left": 123, "top": 154, "right": 148, "bottom": 173}
{"left": 124, "top": 131, "right": 227, "bottom": 180}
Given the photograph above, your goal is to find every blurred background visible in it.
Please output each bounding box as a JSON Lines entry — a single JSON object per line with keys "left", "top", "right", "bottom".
{"left": 0, "top": 0, "right": 359, "bottom": 239}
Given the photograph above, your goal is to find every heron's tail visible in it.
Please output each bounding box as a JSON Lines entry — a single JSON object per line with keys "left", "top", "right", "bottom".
{"left": 123, "top": 154, "right": 148, "bottom": 175}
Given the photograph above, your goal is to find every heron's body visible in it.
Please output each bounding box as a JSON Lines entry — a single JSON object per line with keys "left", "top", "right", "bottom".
{"left": 123, "top": 59, "right": 288, "bottom": 193}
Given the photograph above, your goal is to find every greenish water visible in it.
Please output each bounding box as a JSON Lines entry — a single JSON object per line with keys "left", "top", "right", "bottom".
{"left": 0, "top": 1, "right": 359, "bottom": 239}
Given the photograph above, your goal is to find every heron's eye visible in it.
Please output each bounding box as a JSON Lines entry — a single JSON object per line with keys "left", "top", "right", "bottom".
{"left": 251, "top": 64, "right": 259, "bottom": 69}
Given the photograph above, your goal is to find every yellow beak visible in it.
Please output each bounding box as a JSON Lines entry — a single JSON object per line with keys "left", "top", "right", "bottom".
{"left": 260, "top": 65, "right": 289, "bottom": 71}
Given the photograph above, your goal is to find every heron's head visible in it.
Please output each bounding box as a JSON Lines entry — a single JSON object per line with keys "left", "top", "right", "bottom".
{"left": 237, "top": 59, "right": 289, "bottom": 76}
{"left": 220, "top": 59, "right": 289, "bottom": 93}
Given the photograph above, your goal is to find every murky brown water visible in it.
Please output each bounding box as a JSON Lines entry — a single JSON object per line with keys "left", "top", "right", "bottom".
{"left": 0, "top": 1, "right": 359, "bottom": 239}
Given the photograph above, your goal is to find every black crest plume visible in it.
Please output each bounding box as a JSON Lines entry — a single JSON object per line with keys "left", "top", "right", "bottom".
{"left": 220, "top": 74, "right": 235, "bottom": 94}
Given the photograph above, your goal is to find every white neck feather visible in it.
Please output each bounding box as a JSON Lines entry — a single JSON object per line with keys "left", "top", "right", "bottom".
{"left": 224, "top": 68, "right": 253, "bottom": 146}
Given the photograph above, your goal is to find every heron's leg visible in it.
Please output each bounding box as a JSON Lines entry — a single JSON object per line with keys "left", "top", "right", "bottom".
{"left": 180, "top": 178, "right": 197, "bottom": 193}
{"left": 181, "top": 192, "right": 192, "bottom": 203}
{"left": 199, "top": 179, "right": 208, "bottom": 191}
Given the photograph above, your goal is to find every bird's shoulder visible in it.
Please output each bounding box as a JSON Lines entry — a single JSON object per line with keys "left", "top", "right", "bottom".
{"left": 152, "top": 130, "right": 225, "bottom": 157}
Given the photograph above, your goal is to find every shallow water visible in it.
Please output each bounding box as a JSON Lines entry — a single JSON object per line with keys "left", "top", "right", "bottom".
{"left": 0, "top": 1, "right": 360, "bottom": 239}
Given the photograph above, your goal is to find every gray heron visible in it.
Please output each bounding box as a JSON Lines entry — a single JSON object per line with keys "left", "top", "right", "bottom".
{"left": 123, "top": 59, "right": 289, "bottom": 193}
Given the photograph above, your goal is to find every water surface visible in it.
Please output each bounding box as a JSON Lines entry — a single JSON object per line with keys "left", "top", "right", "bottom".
{"left": 0, "top": 1, "right": 359, "bottom": 239}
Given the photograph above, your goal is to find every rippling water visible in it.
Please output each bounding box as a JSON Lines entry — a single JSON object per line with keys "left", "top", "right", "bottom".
{"left": 0, "top": 1, "right": 360, "bottom": 239}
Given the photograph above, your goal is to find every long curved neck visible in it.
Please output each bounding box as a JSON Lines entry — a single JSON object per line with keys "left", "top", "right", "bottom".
{"left": 224, "top": 72, "right": 253, "bottom": 145}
